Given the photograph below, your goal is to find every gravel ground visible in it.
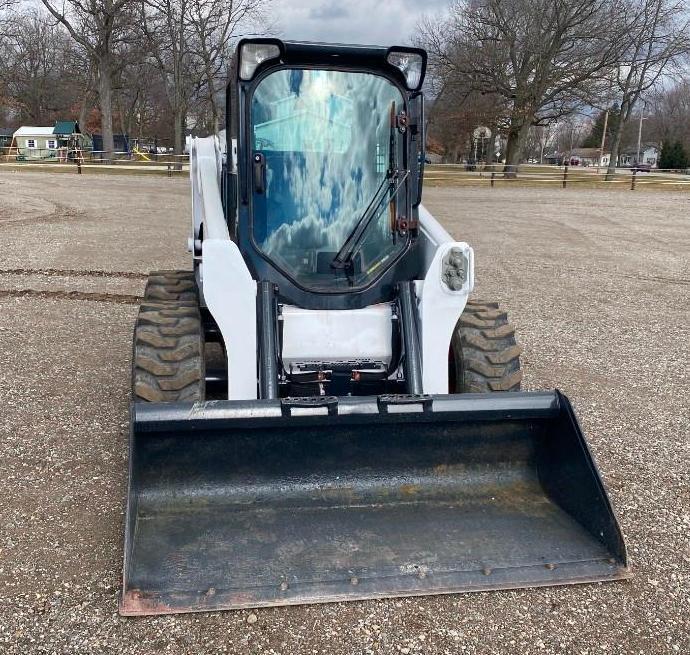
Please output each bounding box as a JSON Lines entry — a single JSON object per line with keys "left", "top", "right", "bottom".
{"left": 0, "top": 171, "right": 688, "bottom": 654}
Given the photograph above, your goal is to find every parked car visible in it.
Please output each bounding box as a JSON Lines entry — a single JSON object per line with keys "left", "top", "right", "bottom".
{"left": 631, "top": 162, "right": 652, "bottom": 173}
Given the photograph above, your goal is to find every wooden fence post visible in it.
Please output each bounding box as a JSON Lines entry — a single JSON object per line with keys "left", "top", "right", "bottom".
{"left": 562, "top": 165, "right": 568, "bottom": 189}
{"left": 631, "top": 169, "right": 637, "bottom": 190}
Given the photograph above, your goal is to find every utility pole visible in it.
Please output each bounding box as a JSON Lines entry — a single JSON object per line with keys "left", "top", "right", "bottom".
{"left": 598, "top": 109, "right": 609, "bottom": 173}
{"left": 636, "top": 105, "right": 646, "bottom": 164}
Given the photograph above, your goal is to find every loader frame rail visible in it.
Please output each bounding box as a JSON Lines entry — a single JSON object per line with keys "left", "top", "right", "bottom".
{"left": 133, "top": 390, "right": 562, "bottom": 427}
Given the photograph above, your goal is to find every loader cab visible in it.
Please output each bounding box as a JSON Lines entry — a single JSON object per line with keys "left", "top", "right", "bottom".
{"left": 225, "top": 39, "right": 427, "bottom": 310}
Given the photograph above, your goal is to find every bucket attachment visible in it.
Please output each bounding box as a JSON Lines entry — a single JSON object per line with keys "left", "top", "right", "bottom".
{"left": 120, "top": 391, "right": 629, "bottom": 615}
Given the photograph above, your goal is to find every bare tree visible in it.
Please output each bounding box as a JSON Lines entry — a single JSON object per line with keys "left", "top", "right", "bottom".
{"left": 142, "top": 0, "right": 266, "bottom": 153}
{"left": 40, "top": 0, "right": 138, "bottom": 156}
{"left": 420, "top": 0, "right": 626, "bottom": 174}
{"left": 115, "top": 55, "right": 162, "bottom": 140}
{"left": 140, "top": 0, "right": 199, "bottom": 155}
{"left": 426, "top": 86, "right": 508, "bottom": 163}
{"left": 646, "top": 76, "right": 690, "bottom": 149}
{"left": 0, "top": 0, "right": 19, "bottom": 121}
{"left": 1, "top": 11, "right": 82, "bottom": 124}
{"left": 0, "top": 0, "right": 17, "bottom": 23}
{"left": 605, "top": 0, "right": 690, "bottom": 177}
{"left": 74, "top": 61, "right": 99, "bottom": 131}
{"left": 188, "top": 0, "right": 266, "bottom": 132}
{"left": 526, "top": 124, "right": 556, "bottom": 163}
{"left": 0, "top": 3, "right": 177, "bottom": 146}
{"left": 552, "top": 116, "right": 590, "bottom": 155}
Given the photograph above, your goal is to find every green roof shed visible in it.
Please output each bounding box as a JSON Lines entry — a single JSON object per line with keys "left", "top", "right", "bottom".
{"left": 53, "top": 121, "right": 80, "bottom": 135}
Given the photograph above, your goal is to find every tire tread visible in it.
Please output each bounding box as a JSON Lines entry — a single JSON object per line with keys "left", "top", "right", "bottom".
{"left": 450, "top": 300, "right": 522, "bottom": 393}
{"left": 133, "top": 272, "right": 204, "bottom": 402}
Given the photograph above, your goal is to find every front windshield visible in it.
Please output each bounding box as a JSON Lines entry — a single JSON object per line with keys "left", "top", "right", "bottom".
{"left": 251, "top": 68, "right": 408, "bottom": 290}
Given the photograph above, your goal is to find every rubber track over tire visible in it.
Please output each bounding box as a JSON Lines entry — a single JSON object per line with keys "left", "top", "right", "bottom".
{"left": 143, "top": 270, "right": 197, "bottom": 302}
{"left": 133, "top": 271, "right": 205, "bottom": 402}
{"left": 450, "top": 299, "right": 523, "bottom": 393}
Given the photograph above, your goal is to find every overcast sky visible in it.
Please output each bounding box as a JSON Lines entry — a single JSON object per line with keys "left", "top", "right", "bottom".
{"left": 270, "top": 0, "right": 451, "bottom": 46}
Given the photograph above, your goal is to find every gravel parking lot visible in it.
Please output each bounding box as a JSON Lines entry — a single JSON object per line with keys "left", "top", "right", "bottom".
{"left": 0, "top": 170, "right": 688, "bottom": 654}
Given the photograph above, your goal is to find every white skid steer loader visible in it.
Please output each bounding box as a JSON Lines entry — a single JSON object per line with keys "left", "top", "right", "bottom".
{"left": 121, "top": 39, "right": 629, "bottom": 615}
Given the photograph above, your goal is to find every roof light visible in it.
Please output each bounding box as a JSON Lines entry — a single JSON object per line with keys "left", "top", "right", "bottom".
{"left": 387, "top": 50, "right": 425, "bottom": 90}
{"left": 239, "top": 42, "right": 280, "bottom": 80}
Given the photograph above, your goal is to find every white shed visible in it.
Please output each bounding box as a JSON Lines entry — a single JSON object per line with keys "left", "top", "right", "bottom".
{"left": 12, "top": 126, "right": 59, "bottom": 159}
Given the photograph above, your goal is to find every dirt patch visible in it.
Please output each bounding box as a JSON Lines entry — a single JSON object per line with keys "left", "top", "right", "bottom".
{"left": 0, "top": 200, "right": 85, "bottom": 227}
{"left": 0, "top": 288, "right": 142, "bottom": 304}
{"left": 0, "top": 268, "right": 149, "bottom": 279}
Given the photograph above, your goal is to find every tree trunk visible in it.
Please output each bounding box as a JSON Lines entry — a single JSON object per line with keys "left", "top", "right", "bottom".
{"left": 78, "top": 89, "right": 94, "bottom": 132}
{"left": 97, "top": 54, "right": 115, "bottom": 159}
{"left": 503, "top": 113, "right": 532, "bottom": 177}
{"left": 605, "top": 106, "right": 626, "bottom": 180}
{"left": 174, "top": 109, "right": 184, "bottom": 154}
{"left": 211, "top": 101, "right": 220, "bottom": 135}
{"left": 173, "top": 108, "right": 185, "bottom": 170}
{"left": 206, "top": 72, "right": 220, "bottom": 135}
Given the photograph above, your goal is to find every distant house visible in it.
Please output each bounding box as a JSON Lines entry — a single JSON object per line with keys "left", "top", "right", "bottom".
{"left": 564, "top": 148, "right": 606, "bottom": 167}
{"left": 91, "top": 133, "right": 130, "bottom": 156}
{"left": 0, "top": 128, "right": 13, "bottom": 151}
{"left": 618, "top": 144, "right": 658, "bottom": 167}
{"left": 12, "top": 121, "right": 90, "bottom": 160}
{"left": 13, "top": 126, "right": 57, "bottom": 159}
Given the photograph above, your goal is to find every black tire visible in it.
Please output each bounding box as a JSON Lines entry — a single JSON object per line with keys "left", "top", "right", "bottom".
{"left": 143, "top": 270, "right": 197, "bottom": 302}
{"left": 449, "top": 299, "right": 522, "bottom": 393}
{"left": 133, "top": 273, "right": 205, "bottom": 402}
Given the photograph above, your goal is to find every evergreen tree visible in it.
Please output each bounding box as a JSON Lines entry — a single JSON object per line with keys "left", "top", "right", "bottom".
{"left": 582, "top": 106, "right": 620, "bottom": 149}
{"left": 658, "top": 141, "right": 673, "bottom": 169}
{"left": 670, "top": 142, "right": 682, "bottom": 168}
{"left": 674, "top": 141, "right": 688, "bottom": 169}
{"left": 660, "top": 140, "right": 689, "bottom": 169}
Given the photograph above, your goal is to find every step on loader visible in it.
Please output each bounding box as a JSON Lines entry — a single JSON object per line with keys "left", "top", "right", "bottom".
{"left": 121, "top": 39, "right": 629, "bottom": 615}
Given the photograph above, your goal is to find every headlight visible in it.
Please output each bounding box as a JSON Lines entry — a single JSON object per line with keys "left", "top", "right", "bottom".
{"left": 239, "top": 42, "right": 281, "bottom": 80}
{"left": 387, "top": 49, "right": 425, "bottom": 90}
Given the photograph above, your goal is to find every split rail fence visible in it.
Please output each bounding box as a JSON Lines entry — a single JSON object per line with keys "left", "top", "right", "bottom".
{"left": 424, "top": 164, "right": 690, "bottom": 190}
